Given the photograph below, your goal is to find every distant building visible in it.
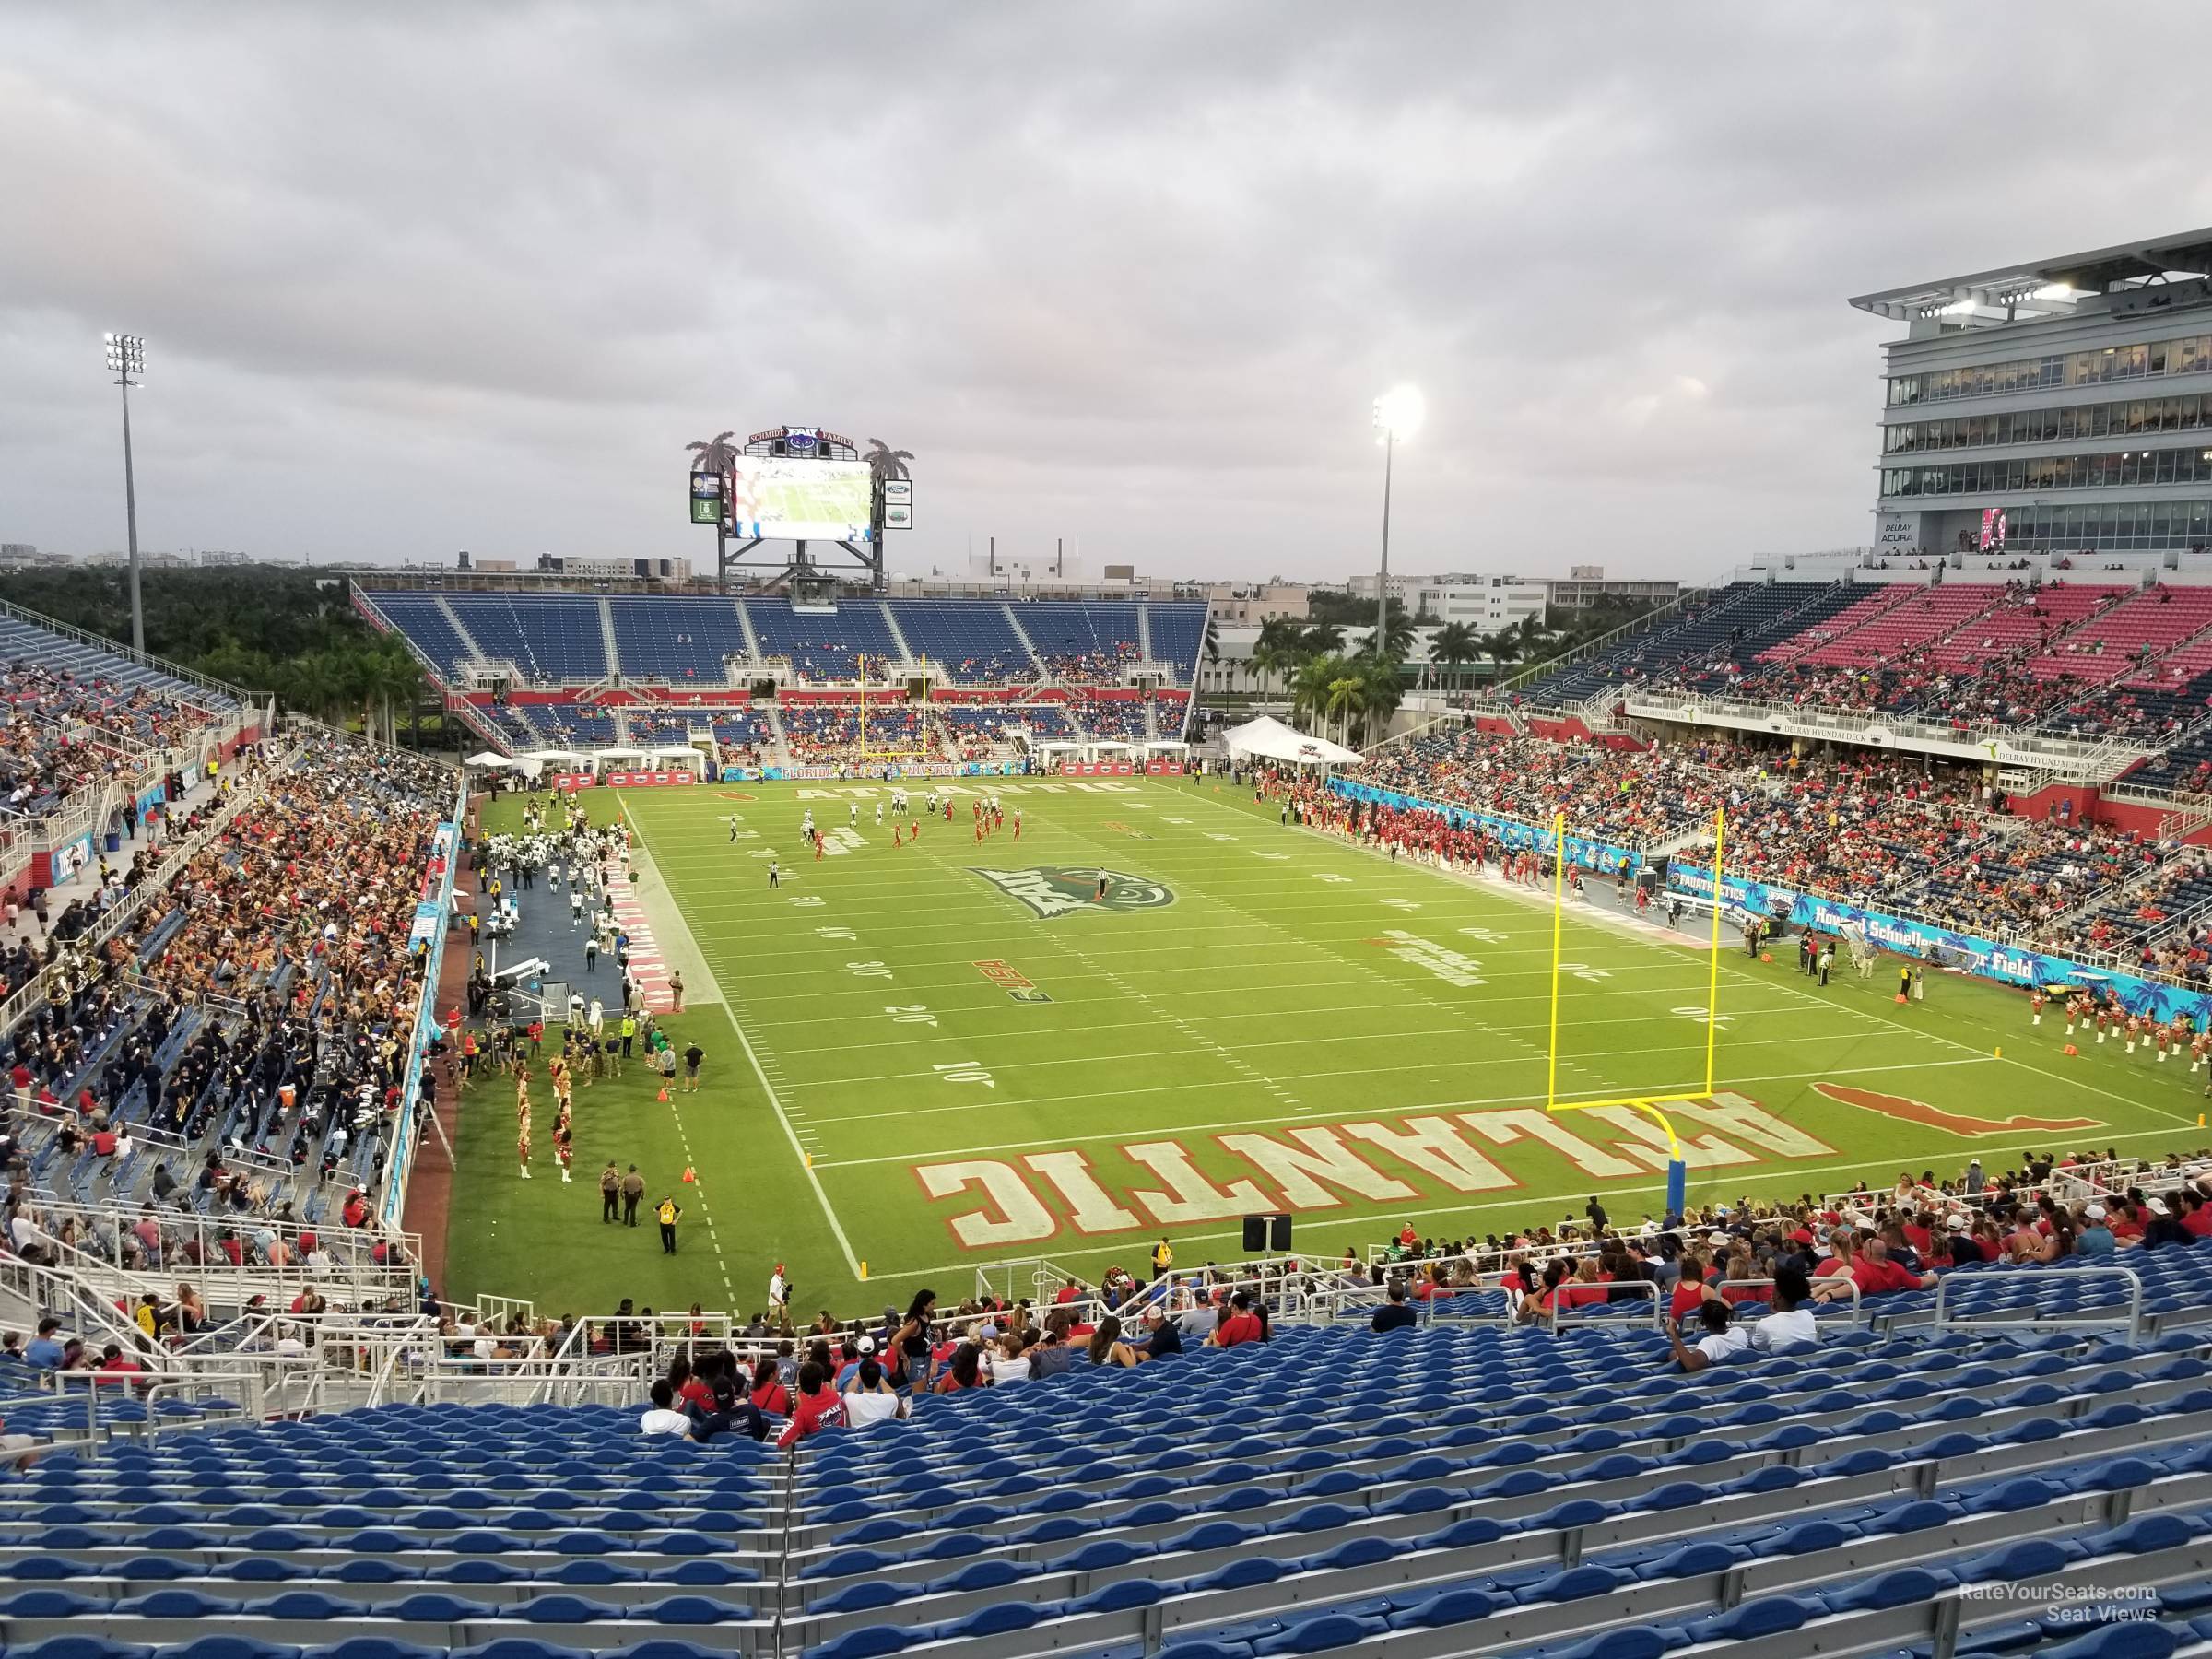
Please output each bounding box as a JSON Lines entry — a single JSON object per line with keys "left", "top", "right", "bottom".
{"left": 1540, "top": 566, "right": 1679, "bottom": 609}
{"left": 197, "top": 550, "right": 252, "bottom": 567}
{"left": 0, "top": 543, "right": 37, "bottom": 562}
{"left": 536, "top": 555, "right": 691, "bottom": 582}
{"left": 1409, "top": 576, "right": 1548, "bottom": 629}
{"left": 1178, "top": 582, "right": 1308, "bottom": 625}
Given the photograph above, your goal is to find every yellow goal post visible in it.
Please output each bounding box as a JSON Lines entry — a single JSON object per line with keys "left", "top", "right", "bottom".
{"left": 1541, "top": 806, "right": 1726, "bottom": 1216}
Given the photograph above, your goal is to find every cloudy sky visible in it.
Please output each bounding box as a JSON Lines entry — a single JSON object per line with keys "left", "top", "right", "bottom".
{"left": 3, "top": 4, "right": 2206, "bottom": 584}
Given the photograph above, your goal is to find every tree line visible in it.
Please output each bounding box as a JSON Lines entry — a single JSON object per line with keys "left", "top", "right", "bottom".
{"left": 0, "top": 568, "right": 432, "bottom": 745}
{"left": 1205, "top": 591, "right": 1664, "bottom": 746}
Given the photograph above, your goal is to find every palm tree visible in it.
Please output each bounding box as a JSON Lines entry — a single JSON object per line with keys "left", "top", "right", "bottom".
{"left": 1374, "top": 605, "right": 1417, "bottom": 663}
{"left": 1325, "top": 669, "right": 1368, "bottom": 747}
{"left": 1203, "top": 615, "right": 1220, "bottom": 666}
{"left": 1301, "top": 621, "right": 1346, "bottom": 659}
{"left": 1355, "top": 654, "right": 1405, "bottom": 742}
{"left": 1515, "top": 611, "right": 1551, "bottom": 657}
{"left": 1290, "top": 653, "right": 1341, "bottom": 733}
{"left": 864, "top": 439, "right": 914, "bottom": 483}
{"left": 1249, "top": 617, "right": 1303, "bottom": 700}
{"left": 1479, "top": 629, "right": 1524, "bottom": 679}
{"left": 1431, "top": 622, "right": 1480, "bottom": 692}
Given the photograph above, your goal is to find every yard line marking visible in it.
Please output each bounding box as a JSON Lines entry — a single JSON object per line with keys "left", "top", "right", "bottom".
{"left": 781, "top": 1025, "right": 1911, "bottom": 1091}
{"left": 807, "top": 1053, "right": 2001, "bottom": 1166}
{"left": 626, "top": 806, "right": 864, "bottom": 1278}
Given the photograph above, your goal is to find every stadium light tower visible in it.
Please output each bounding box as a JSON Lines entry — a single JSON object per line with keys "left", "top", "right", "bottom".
{"left": 1371, "top": 385, "right": 1424, "bottom": 658}
{"left": 103, "top": 333, "right": 147, "bottom": 654}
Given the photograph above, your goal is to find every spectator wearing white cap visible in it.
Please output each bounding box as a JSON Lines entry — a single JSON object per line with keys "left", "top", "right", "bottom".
{"left": 2077, "top": 1204, "right": 2116, "bottom": 1260}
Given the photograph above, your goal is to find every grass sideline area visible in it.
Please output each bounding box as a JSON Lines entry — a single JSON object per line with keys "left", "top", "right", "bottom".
{"left": 440, "top": 775, "right": 2210, "bottom": 1319}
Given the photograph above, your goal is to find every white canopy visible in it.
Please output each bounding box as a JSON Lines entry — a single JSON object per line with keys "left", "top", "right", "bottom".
{"left": 463, "top": 751, "right": 512, "bottom": 768}
{"left": 1221, "top": 715, "right": 1360, "bottom": 766}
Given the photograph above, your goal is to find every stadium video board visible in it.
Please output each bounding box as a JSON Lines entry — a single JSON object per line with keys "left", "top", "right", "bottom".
{"left": 727, "top": 455, "right": 875, "bottom": 542}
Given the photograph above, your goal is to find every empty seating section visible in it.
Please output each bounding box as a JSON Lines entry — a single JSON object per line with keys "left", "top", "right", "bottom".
{"left": 888, "top": 603, "right": 1033, "bottom": 685}
{"left": 2026, "top": 585, "right": 2212, "bottom": 683}
{"left": 1921, "top": 583, "right": 2121, "bottom": 673}
{"left": 517, "top": 704, "right": 616, "bottom": 747}
{"left": 1018, "top": 602, "right": 1145, "bottom": 681}
{"left": 440, "top": 596, "right": 607, "bottom": 684}
{"left": 0, "top": 615, "right": 234, "bottom": 717}
{"left": 1767, "top": 583, "right": 2005, "bottom": 670}
{"left": 710, "top": 711, "right": 773, "bottom": 756}
{"left": 1016, "top": 703, "right": 1077, "bottom": 739}
{"left": 747, "top": 600, "right": 900, "bottom": 682}
{"left": 1518, "top": 582, "right": 1861, "bottom": 707}
{"left": 606, "top": 598, "right": 747, "bottom": 683}
{"left": 1753, "top": 583, "right": 1920, "bottom": 665}
{"left": 8, "top": 1238, "right": 2212, "bottom": 1659}
{"left": 364, "top": 595, "right": 476, "bottom": 682}
{"left": 1145, "top": 601, "right": 1208, "bottom": 675}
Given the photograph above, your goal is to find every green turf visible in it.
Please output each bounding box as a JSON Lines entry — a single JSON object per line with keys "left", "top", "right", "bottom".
{"left": 440, "top": 776, "right": 2211, "bottom": 1320}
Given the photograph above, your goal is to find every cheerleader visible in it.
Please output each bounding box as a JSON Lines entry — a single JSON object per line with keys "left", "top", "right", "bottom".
{"left": 2124, "top": 1013, "right": 2143, "bottom": 1054}
{"left": 517, "top": 1107, "right": 533, "bottom": 1181}
{"left": 2029, "top": 989, "right": 2045, "bottom": 1027}
{"left": 552, "top": 1110, "right": 574, "bottom": 1182}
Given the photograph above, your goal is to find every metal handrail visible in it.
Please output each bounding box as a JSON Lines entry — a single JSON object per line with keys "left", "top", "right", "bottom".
{"left": 1933, "top": 1265, "right": 2145, "bottom": 1345}
{"left": 1543, "top": 1275, "right": 1663, "bottom": 1334}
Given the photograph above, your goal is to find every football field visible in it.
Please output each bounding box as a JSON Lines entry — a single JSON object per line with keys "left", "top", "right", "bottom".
{"left": 440, "top": 777, "right": 2210, "bottom": 1318}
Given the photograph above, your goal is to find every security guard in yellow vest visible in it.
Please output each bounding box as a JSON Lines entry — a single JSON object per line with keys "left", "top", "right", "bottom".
{"left": 657, "top": 1195, "right": 682, "bottom": 1254}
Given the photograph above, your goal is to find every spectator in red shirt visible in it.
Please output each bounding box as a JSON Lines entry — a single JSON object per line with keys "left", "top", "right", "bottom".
{"left": 1818, "top": 1237, "right": 1936, "bottom": 1302}
{"left": 747, "top": 1358, "right": 789, "bottom": 1418}
{"left": 1210, "top": 1291, "right": 1266, "bottom": 1347}
{"left": 340, "top": 1190, "right": 370, "bottom": 1229}
{"left": 776, "top": 1361, "right": 846, "bottom": 1448}
{"left": 2179, "top": 1191, "right": 2212, "bottom": 1240}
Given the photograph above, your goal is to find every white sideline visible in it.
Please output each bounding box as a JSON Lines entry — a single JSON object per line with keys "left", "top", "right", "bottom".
{"left": 621, "top": 804, "right": 864, "bottom": 1278}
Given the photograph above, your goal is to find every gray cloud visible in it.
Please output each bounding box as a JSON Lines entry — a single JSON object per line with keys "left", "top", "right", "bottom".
{"left": 3, "top": 1, "right": 2207, "bottom": 582}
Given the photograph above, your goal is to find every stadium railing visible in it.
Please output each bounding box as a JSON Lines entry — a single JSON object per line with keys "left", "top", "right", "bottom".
{"left": 1621, "top": 688, "right": 2156, "bottom": 779}
{"left": 24, "top": 1196, "right": 421, "bottom": 1313}
{"left": 0, "top": 1249, "right": 159, "bottom": 1363}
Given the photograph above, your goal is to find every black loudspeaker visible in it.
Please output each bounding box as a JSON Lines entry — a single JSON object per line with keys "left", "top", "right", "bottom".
{"left": 1241, "top": 1216, "right": 1267, "bottom": 1253}
{"left": 1269, "top": 1214, "right": 1293, "bottom": 1253}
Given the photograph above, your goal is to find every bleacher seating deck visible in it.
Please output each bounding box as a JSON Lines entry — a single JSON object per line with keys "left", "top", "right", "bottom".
{"left": 605, "top": 597, "right": 748, "bottom": 685}
{"left": 746, "top": 599, "right": 901, "bottom": 683}
{"left": 887, "top": 602, "right": 1034, "bottom": 685}
{"left": 0, "top": 613, "right": 238, "bottom": 719}
{"left": 441, "top": 595, "right": 608, "bottom": 684}
{"left": 6, "top": 1244, "right": 2212, "bottom": 1659}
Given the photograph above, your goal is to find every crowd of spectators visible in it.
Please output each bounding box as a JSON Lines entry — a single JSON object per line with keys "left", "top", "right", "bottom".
{"left": 779, "top": 704, "right": 939, "bottom": 765}
{"left": 1347, "top": 725, "right": 2206, "bottom": 964}
{"left": 1036, "top": 639, "right": 1141, "bottom": 683}
{"left": 2, "top": 735, "right": 456, "bottom": 1229}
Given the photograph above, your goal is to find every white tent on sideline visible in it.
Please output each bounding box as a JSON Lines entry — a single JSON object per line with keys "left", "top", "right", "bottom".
{"left": 1222, "top": 715, "right": 1360, "bottom": 767}
{"left": 463, "top": 751, "right": 513, "bottom": 769}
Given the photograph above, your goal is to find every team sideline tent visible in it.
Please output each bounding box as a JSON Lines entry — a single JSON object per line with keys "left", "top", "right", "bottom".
{"left": 1222, "top": 714, "right": 1359, "bottom": 766}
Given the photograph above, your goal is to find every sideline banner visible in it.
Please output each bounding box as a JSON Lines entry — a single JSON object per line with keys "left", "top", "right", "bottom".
{"left": 604, "top": 770, "right": 696, "bottom": 787}
{"left": 1327, "top": 777, "right": 1642, "bottom": 877}
{"left": 1667, "top": 862, "right": 2212, "bottom": 1025}
{"left": 1063, "top": 760, "right": 1136, "bottom": 776}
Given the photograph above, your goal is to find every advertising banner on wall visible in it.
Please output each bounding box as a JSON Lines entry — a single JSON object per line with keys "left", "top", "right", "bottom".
{"left": 1327, "top": 777, "right": 1643, "bottom": 877}
{"left": 1667, "top": 861, "right": 2212, "bottom": 1025}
